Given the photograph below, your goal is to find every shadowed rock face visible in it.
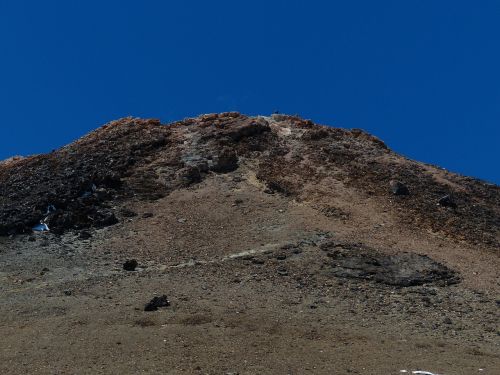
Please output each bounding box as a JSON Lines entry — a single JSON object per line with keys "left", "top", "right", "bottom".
{"left": 0, "top": 112, "right": 498, "bottom": 249}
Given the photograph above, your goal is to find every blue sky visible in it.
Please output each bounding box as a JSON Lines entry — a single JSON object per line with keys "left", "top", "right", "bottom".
{"left": 1, "top": 1, "right": 499, "bottom": 184}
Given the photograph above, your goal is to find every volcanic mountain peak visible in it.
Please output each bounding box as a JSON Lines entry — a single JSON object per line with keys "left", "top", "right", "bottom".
{"left": 0, "top": 112, "right": 498, "bottom": 248}
{"left": 1, "top": 113, "right": 499, "bottom": 374}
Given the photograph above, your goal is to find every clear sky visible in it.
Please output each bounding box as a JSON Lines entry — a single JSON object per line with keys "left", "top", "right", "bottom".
{"left": 1, "top": 1, "right": 499, "bottom": 184}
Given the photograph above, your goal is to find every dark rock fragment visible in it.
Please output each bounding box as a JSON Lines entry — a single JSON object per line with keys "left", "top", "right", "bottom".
{"left": 123, "top": 259, "right": 138, "bottom": 271}
{"left": 438, "top": 194, "right": 457, "bottom": 208}
{"left": 144, "top": 295, "right": 170, "bottom": 311}
{"left": 389, "top": 180, "right": 410, "bottom": 196}
{"left": 44, "top": 207, "right": 117, "bottom": 234}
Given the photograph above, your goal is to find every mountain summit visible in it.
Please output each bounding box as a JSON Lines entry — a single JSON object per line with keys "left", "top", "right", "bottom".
{"left": 1, "top": 113, "right": 498, "bottom": 246}
{"left": 0, "top": 113, "right": 498, "bottom": 374}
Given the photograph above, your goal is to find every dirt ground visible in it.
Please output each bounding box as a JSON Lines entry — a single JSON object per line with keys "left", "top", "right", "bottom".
{"left": 1, "top": 167, "right": 498, "bottom": 375}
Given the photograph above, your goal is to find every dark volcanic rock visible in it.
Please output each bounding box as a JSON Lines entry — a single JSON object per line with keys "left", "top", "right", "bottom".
{"left": 324, "top": 243, "right": 459, "bottom": 287}
{"left": 0, "top": 118, "right": 167, "bottom": 235}
{"left": 144, "top": 295, "right": 170, "bottom": 311}
{"left": 123, "top": 259, "right": 138, "bottom": 271}
{"left": 389, "top": 180, "right": 410, "bottom": 196}
{"left": 438, "top": 194, "right": 457, "bottom": 208}
{"left": 45, "top": 208, "right": 118, "bottom": 234}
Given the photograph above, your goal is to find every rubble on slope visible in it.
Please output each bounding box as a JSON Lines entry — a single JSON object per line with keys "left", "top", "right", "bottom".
{"left": 0, "top": 112, "right": 498, "bottom": 249}
{"left": 0, "top": 114, "right": 271, "bottom": 235}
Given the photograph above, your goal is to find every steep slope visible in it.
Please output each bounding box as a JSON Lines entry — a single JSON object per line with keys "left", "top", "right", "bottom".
{"left": 1, "top": 112, "right": 498, "bottom": 247}
{"left": 0, "top": 113, "right": 498, "bottom": 374}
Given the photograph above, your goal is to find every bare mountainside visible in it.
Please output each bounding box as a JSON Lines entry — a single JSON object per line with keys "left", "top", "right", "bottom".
{"left": 0, "top": 113, "right": 498, "bottom": 374}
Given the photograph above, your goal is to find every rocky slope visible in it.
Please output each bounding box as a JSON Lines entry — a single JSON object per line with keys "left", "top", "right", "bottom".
{"left": 0, "top": 113, "right": 498, "bottom": 374}
{"left": 1, "top": 113, "right": 498, "bottom": 247}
